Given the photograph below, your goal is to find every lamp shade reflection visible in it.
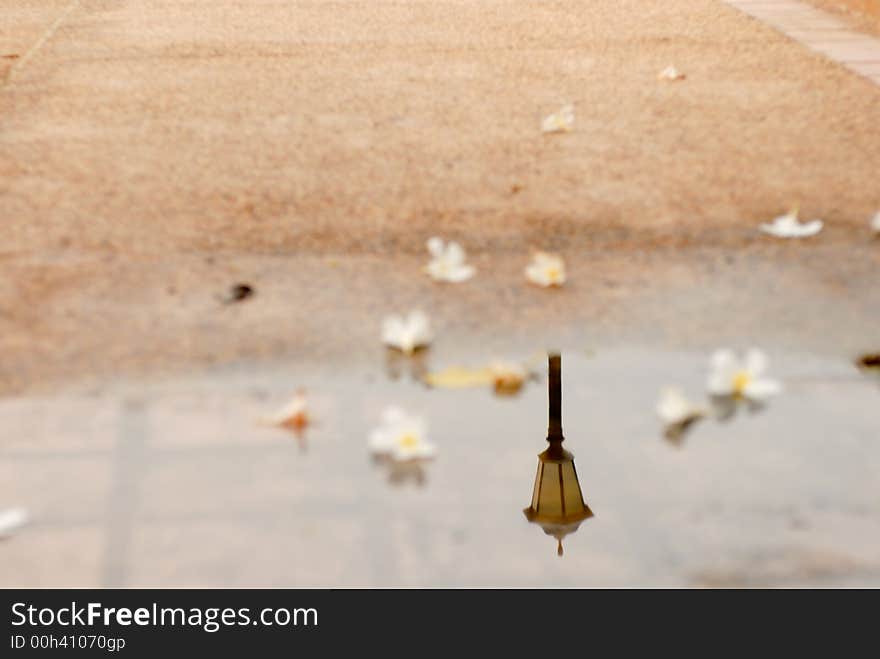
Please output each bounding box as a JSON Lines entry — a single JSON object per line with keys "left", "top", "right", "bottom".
{"left": 523, "top": 353, "right": 593, "bottom": 556}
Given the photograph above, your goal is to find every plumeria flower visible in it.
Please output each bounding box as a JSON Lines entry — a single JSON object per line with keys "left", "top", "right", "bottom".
{"left": 656, "top": 387, "right": 706, "bottom": 443}
{"left": 656, "top": 387, "right": 706, "bottom": 426}
{"left": 759, "top": 208, "right": 823, "bottom": 238}
{"left": 707, "top": 348, "right": 782, "bottom": 403}
{"left": 870, "top": 211, "right": 880, "bottom": 236}
{"left": 488, "top": 360, "right": 528, "bottom": 395}
{"left": 382, "top": 311, "right": 432, "bottom": 355}
{"left": 525, "top": 252, "right": 566, "bottom": 287}
{"left": 262, "top": 390, "right": 310, "bottom": 432}
{"left": 368, "top": 407, "right": 437, "bottom": 462}
{"left": 0, "top": 508, "right": 28, "bottom": 539}
{"left": 658, "top": 65, "right": 685, "bottom": 81}
{"left": 541, "top": 104, "right": 574, "bottom": 134}
{"left": 424, "top": 237, "right": 476, "bottom": 283}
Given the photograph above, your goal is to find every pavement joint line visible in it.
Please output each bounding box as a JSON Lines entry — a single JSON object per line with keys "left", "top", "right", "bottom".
{"left": 1, "top": 0, "right": 81, "bottom": 89}
{"left": 99, "top": 397, "right": 149, "bottom": 587}
{"left": 720, "top": 0, "right": 880, "bottom": 86}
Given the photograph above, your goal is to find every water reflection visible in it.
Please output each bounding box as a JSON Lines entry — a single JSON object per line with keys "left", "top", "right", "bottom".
{"left": 663, "top": 418, "right": 701, "bottom": 446}
{"left": 710, "top": 395, "right": 767, "bottom": 422}
{"left": 523, "top": 353, "right": 593, "bottom": 556}
{"left": 372, "top": 458, "right": 428, "bottom": 487}
{"left": 385, "top": 347, "right": 430, "bottom": 383}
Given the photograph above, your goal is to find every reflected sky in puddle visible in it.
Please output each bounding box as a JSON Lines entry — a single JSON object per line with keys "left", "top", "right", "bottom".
{"left": 0, "top": 347, "right": 879, "bottom": 586}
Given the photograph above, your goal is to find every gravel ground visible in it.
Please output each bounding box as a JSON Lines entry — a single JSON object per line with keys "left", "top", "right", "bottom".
{"left": 1, "top": 0, "right": 879, "bottom": 393}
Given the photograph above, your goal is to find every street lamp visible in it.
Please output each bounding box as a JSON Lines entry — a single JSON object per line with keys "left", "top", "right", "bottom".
{"left": 523, "top": 353, "right": 593, "bottom": 556}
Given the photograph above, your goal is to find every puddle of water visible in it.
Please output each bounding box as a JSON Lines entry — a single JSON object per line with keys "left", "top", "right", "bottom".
{"left": 0, "top": 347, "right": 878, "bottom": 586}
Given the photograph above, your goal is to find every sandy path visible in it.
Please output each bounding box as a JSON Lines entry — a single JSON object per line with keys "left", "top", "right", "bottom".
{"left": 1, "top": 0, "right": 879, "bottom": 393}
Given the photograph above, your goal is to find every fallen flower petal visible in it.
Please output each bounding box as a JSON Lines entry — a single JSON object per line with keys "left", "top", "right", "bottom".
{"left": 488, "top": 360, "right": 528, "bottom": 395}
{"left": 424, "top": 237, "right": 476, "bottom": 283}
{"left": 658, "top": 65, "right": 685, "bottom": 81}
{"left": 0, "top": 508, "right": 29, "bottom": 538}
{"left": 541, "top": 104, "right": 574, "bottom": 134}
{"left": 262, "top": 391, "right": 310, "bottom": 431}
{"left": 424, "top": 366, "right": 493, "bottom": 389}
{"left": 382, "top": 311, "right": 433, "bottom": 355}
{"left": 759, "top": 209, "right": 823, "bottom": 238}
{"left": 657, "top": 386, "right": 707, "bottom": 444}
{"left": 526, "top": 252, "right": 566, "bottom": 287}
{"left": 368, "top": 407, "right": 436, "bottom": 462}
{"left": 707, "top": 348, "right": 782, "bottom": 403}
{"left": 656, "top": 386, "right": 706, "bottom": 426}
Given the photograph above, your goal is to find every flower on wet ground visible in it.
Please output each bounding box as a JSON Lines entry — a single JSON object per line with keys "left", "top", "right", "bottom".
{"left": 382, "top": 311, "right": 432, "bottom": 355}
{"left": 0, "top": 508, "right": 28, "bottom": 538}
{"left": 656, "top": 386, "right": 706, "bottom": 443}
{"left": 658, "top": 65, "right": 685, "bottom": 81}
{"left": 526, "top": 252, "right": 566, "bottom": 287}
{"left": 262, "top": 390, "right": 310, "bottom": 431}
{"left": 488, "top": 360, "right": 528, "bottom": 395}
{"left": 707, "top": 348, "right": 782, "bottom": 402}
{"left": 541, "top": 104, "right": 574, "bottom": 133}
{"left": 656, "top": 387, "right": 706, "bottom": 426}
{"left": 368, "top": 407, "right": 436, "bottom": 462}
{"left": 871, "top": 211, "right": 880, "bottom": 235}
{"left": 422, "top": 359, "right": 530, "bottom": 395}
{"left": 759, "top": 208, "right": 823, "bottom": 238}
{"left": 424, "top": 237, "right": 475, "bottom": 283}
{"left": 423, "top": 366, "right": 492, "bottom": 389}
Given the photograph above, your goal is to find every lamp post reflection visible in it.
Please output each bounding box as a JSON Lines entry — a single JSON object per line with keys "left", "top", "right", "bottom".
{"left": 523, "top": 353, "right": 593, "bottom": 556}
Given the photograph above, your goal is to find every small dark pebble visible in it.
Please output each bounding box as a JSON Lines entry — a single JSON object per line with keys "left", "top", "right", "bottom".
{"left": 223, "top": 283, "right": 254, "bottom": 304}
{"left": 856, "top": 353, "right": 880, "bottom": 370}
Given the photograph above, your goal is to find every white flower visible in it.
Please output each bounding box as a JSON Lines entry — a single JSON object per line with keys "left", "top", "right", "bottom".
{"left": 541, "top": 104, "right": 574, "bottom": 134}
{"left": 0, "top": 508, "right": 28, "bottom": 538}
{"left": 759, "top": 209, "right": 823, "bottom": 238}
{"left": 870, "top": 211, "right": 880, "bottom": 235}
{"left": 424, "top": 237, "right": 475, "bottom": 283}
{"left": 658, "top": 65, "right": 685, "bottom": 81}
{"left": 382, "top": 311, "right": 432, "bottom": 355}
{"left": 525, "top": 252, "right": 566, "bottom": 287}
{"left": 262, "top": 391, "right": 310, "bottom": 431}
{"left": 707, "top": 349, "right": 782, "bottom": 402}
{"left": 368, "top": 407, "right": 436, "bottom": 462}
{"left": 656, "top": 387, "right": 706, "bottom": 426}
{"left": 488, "top": 360, "right": 528, "bottom": 395}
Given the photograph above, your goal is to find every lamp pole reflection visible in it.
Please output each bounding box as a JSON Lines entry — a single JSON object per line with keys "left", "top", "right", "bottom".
{"left": 523, "top": 353, "right": 593, "bottom": 556}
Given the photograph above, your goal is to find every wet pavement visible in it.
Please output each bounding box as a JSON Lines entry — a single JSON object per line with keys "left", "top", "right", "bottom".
{"left": 3, "top": 0, "right": 880, "bottom": 589}
{"left": 1, "top": 348, "right": 877, "bottom": 587}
